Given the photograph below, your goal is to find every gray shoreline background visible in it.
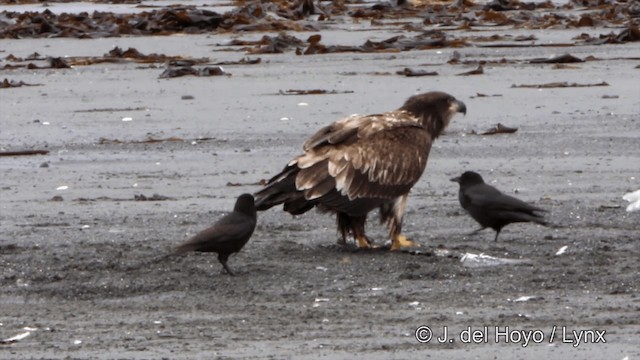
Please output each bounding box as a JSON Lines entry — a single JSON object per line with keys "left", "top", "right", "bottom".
{"left": 1, "top": 1, "right": 639, "bottom": 358}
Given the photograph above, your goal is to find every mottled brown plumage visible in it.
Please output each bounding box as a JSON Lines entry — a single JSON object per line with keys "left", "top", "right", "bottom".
{"left": 255, "top": 92, "right": 466, "bottom": 250}
{"left": 174, "top": 194, "right": 257, "bottom": 275}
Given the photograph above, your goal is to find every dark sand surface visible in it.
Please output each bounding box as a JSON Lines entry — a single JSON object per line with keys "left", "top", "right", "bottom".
{"left": 1, "top": 1, "right": 639, "bottom": 358}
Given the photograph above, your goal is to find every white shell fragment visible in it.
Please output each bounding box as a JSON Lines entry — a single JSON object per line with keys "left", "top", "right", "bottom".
{"left": 460, "top": 252, "right": 529, "bottom": 267}
{"left": 555, "top": 245, "right": 568, "bottom": 256}
{"left": 512, "top": 295, "right": 543, "bottom": 302}
{"left": 622, "top": 190, "right": 640, "bottom": 212}
{"left": 1, "top": 331, "right": 31, "bottom": 344}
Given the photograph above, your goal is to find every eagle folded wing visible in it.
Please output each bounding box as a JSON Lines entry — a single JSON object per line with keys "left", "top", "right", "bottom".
{"left": 293, "top": 112, "right": 430, "bottom": 201}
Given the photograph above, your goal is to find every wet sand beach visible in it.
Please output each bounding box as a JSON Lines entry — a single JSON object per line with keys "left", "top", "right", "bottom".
{"left": 1, "top": 1, "right": 639, "bottom": 358}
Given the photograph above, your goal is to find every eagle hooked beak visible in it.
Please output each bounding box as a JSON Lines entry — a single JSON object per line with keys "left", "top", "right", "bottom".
{"left": 455, "top": 100, "right": 467, "bottom": 116}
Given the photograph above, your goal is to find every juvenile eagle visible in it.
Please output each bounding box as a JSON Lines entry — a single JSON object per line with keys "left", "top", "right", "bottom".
{"left": 255, "top": 92, "right": 466, "bottom": 250}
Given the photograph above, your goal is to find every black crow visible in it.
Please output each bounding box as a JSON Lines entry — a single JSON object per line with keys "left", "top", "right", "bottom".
{"left": 451, "top": 171, "right": 547, "bottom": 241}
{"left": 255, "top": 92, "right": 466, "bottom": 250}
{"left": 174, "top": 194, "right": 257, "bottom": 275}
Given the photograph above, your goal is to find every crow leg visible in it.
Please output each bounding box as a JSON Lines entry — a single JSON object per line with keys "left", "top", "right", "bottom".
{"left": 468, "top": 227, "right": 486, "bottom": 236}
{"left": 218, "top": 253, "right": 234, "bottom": 276}
{"left": 494, "top": 228, "right": 502, "bottom": 242}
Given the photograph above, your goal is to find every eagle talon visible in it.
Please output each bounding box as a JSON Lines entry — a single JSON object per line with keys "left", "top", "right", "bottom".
{"left": 390, "top": 234, "right": 420, "bottom": 251}
{"left": 356, "top": 235, "right": 373, "bottom": 249}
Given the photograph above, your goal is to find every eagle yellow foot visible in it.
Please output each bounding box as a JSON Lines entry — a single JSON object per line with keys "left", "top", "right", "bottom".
{"left": 390, "top": 234, "right": 420, "bottom": 251}
{"left": 356, "top": 235, "right": 373, "bottom": 249}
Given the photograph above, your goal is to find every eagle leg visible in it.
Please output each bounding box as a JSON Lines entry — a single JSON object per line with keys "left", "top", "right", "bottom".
{"left": 382, "top": 195, "right": 420, "bottom": 251}
{"left": 337, "top": 213, "right": 371, "bottom": 249}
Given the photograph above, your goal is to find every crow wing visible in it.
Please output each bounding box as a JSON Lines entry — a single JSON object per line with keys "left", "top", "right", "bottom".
{"left": 463, "top": 183, "right": 545, "bottom": 215}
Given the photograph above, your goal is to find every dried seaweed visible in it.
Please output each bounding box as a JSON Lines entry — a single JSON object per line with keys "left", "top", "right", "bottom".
{"left": 0, "top": 150, "right": 49, "bottom": 156}
{"left": 159, "top": 65, "right": 229, "bottom": 79}
{"left": 456, "top": 65, "right": 483, "bottom": 76}
{"left": 0, "top": 0, "right": 637, "bottom": 41}
{"left": 529, "top": 54, "right": 584, "bottom": 64}
{"left": 213, "top": 57, "right": 261, "bottom": 65}
{"left": 1, "top": 78, "right": 42, "bottom": 88}
{"left": 2, "top": 47, "right": 209, "bottom": 69}
{"left": 278, "top": 89, "right": 354, "bottom": 95}
{"left": 398, "top": 68, "right": 439, "bottom": 77}
{"left": 97, "top": 136, "right": 217, "bottom": 145}
{"left": 74, "top": 194, "right": 175, "bottom": 202}
{"left": 480, "top": 123, "right": 518, "bottom": 135}
{"left": 471, "top": 93, "right": 503, "bottom": 98}
{"left": 98, "top": 137, "right": 184, "bottom": 144}
{"left": 511, "top": 81, "right": 609, "bottom": 88}
{"left": 575, "top": 25, "right": 640, "bottom": 45}
{"left": 134, "top": 194, "right": 174, "bottom": 201}
{"left": 74, "top": 107, "right": 148, "bottom": 113}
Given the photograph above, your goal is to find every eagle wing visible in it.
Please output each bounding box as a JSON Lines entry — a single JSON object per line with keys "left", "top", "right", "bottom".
{"left": 292, "top": 111, "right": 431, "bottom": 201}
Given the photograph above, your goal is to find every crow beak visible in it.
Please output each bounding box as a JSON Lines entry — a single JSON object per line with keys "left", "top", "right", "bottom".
{"left": 450, "top": 176, "right": 460, "bottom": 183}
{"left": 455, "top": 100, "right": 467, "bottom": 115}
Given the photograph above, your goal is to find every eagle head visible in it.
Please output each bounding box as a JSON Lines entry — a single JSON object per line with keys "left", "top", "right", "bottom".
{"left": 399, "top": 91, "right": 466, "bottom": 138}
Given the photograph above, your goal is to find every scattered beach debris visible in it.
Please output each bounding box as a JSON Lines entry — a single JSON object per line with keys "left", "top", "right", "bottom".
{"left": 529, "top": 54, "right": 584, "bottom": 64}
{"left": 212, "top": 57, "right": 261, "bottom": 66}
{"left": 622, "top": 190, "right": 640, "bottom": 212}
{"left": 511, "top": 295, "right": 544, "bottom": 302}
{"left": 74, "top": 107, "right": 148, "bottom": 113}
{"left": 1, "top": 78, "right": 42, "bottom": 88}
{"left": 555, "top": 245, "right": 568, "bottom": 256}
{"left": 456, "top": 65, "right": 484, "bottom": 76}
{"left": 471, "top": 93, "right": 503, "bottom": 98}
{"left": 0, "top": 150, "right": 49, "bottom": 156}
{"left": 460, "top": 252, "right": 530, "bottom": 267}
{"left": 3, "top": 47, "right": 209, "bottom": 69}
{"left": 398, "top": 68, "right": 438, "bottom": 77}
{"left": 159, "top": 65, "right": 229, "bottom": 79}
{"left": 226, "top": 181, "right": 263, "bottom": 187}
{"left": 98, "top": 136, "right": 184, "bottom": 144}
{"left": 278, "top": 89, "right": 354, "bottom": 95}
{"left": 1, "top": 331, "right": 32, "bottom": 344}
{"left": 134, "top": 194, "right": 174, "bottom": 201}
{"left": 511, "top": 81, "right": 609, "bottom": 89}
{"left": 479, "top": 123, "right": 518, "bottom": 135}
